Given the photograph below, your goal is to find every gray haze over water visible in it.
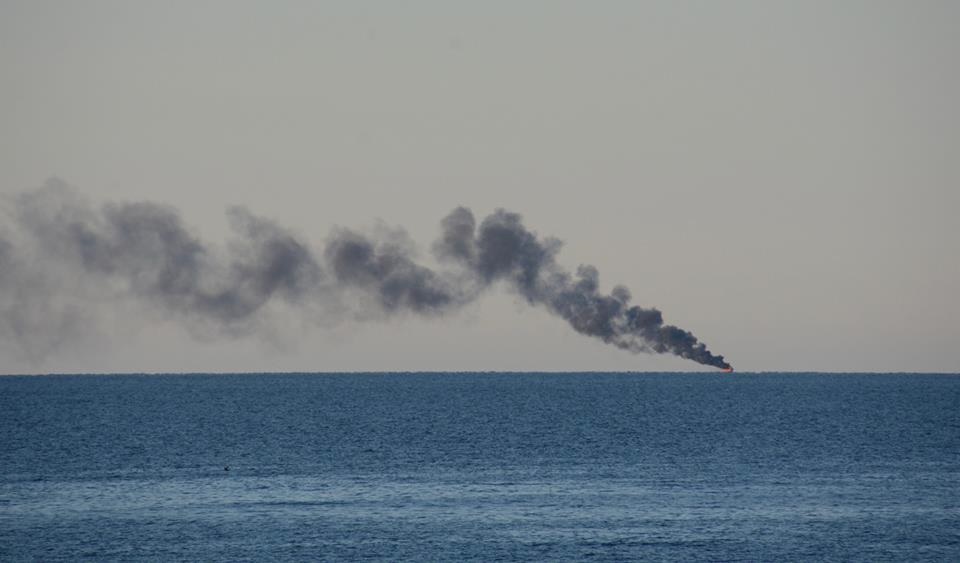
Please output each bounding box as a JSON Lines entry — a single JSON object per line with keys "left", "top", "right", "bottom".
{"left": 2, "top": 1, "right": 958, "bottom": 372}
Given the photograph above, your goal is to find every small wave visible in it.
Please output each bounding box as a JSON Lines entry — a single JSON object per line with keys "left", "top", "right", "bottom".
{"left": 228, "top": 500, "right": 350, "bottom": 509}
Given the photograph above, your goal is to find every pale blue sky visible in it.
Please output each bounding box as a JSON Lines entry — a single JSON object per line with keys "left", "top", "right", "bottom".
{"left": 2, "top": 1, "right": 958, "bottom": 373}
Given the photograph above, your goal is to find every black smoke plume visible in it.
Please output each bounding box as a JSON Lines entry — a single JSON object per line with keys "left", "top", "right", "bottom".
{"left": 1, "top": 180, "right": 730, "bottom": 369}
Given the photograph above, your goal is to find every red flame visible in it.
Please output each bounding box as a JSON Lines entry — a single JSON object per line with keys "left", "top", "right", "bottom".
{"left": 722, "top": 367, "right": 734, "bottom": 373}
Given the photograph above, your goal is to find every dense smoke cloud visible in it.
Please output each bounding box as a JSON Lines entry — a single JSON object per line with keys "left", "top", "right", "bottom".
{"left": 0, "top": 180, "right": 730, "bottom": 369}
{"left": 435, "top": 207, "right": 730, "bottom": 368}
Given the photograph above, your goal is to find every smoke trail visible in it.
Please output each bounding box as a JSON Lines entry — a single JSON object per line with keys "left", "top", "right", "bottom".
{"left": 435, "top": 207, "right": 731, "bottom": 368}
{"left": 0, "top": 180, "right": 730, "bottom": 369}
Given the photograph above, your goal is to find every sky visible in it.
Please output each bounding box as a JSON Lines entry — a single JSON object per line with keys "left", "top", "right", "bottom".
{"left": 1, "top": 1, "right": 958, "bottom": 374}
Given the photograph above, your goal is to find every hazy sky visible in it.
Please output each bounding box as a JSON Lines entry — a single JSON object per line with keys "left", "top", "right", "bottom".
{"left": 2, "top": 1, "right": 958, "bottom": 373}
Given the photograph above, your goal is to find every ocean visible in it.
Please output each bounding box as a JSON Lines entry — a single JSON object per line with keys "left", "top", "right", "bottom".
{"left": 1, "top": 372, "right": 958, "bottom": 561}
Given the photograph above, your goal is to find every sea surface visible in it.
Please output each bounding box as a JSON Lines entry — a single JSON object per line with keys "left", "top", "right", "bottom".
{"left": 1, "top": 372, "right": 958, "bottom": 561}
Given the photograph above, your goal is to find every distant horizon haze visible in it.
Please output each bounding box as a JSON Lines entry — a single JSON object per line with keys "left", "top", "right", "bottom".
{"left": 2, "top": 1, "right": 957, "bottom": 373}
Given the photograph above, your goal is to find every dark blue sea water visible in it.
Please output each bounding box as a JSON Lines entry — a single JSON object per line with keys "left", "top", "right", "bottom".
{"left": 1, "top": 372, "right": 958, "bottom": 561}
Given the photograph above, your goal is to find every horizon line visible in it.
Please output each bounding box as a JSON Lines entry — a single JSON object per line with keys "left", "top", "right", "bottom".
{"left": 2, "top": 370, "right": 958, "bottom": 377}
